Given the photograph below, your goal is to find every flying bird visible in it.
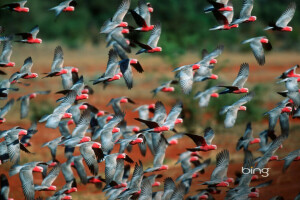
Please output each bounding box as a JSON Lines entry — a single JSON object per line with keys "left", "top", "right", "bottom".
{"left": 100, "top": 0, "right": 131, "bottom": 34}
{"left": 135, "top": 23, "right": 162, "bottom": 54}
{"left": 230, "top": 0, "right": 256, "bottom": 26}
{"left": 220, "top": 92, "right": 255, "bottom": 128}
{"left": 15, "top": 25, "right": 42, "bottom": 44}
{"left": 242, "top": 36, "right": 272, "bottom": 66}
{"left": 50, "top": 0, "right": 77, "bottom": 17}
{"left": 264, "top": 2, "right": 296, "bottom": 32}
{"left": 219, "top": 63, "right": 249, "bottom": 94}
{"left": 0, "top": 0, "right": 29, "bottom": 12}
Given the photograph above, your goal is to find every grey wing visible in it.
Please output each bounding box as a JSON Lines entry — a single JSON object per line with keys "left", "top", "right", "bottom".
{"left": 164, "top": 101, "right": 183, "bottom": 128}
{"left": 105, "top": 49, "right": 119, "bottom": 77}
{"left": 153, "top": 136, "right": 168, "bottom": 167}
{"left": 71, "top": 109, "right": 91, "bottom": 137}
{"left": 80, "top": 144, "right": 99, "bottom": 175}
{"left": 224, "top": 108, "right": 239, "bottom": 128}
{"left": 250, "top": 40, "right": 265, "bottom": 65}
{"left": 111, "top": 31, "right": 131, "bottom": 53}
{"left": 61, "top": 159, "right": 74, "bottom": 182}
{"left": 232, "top": 92, "right": 255, "bottom": 107}
{"left": 112, "top": 0, "right": 130, "bottom": 22}
{"left": 129, "top": 161, "right": 143, "bottom": 189}
{"left": 256, "top": 135, "right": 286, "bottom": 169}
{"left": 152, "top": 101, "right": 167, "bottom": 125}
{"left": 203, "top": 44, "right": 224, "bottom": 61}
{"left": 30, "top": 25, "right": 40, "bottom": 39}
{"left": 20, "top": 96, "right": 30, "bottom": 119}
{"left": 41, "top": 164, "right": 61, "bottom": 187}
{"left": 138, "top": 0, "right": 151, "bottom": 26}
{"left": 282, "top": 149, "right": 300, "bottom": 172}
{"left": 147, "top": 22, "right": 161, "bottom": 48}
{"left": 20, "top": 169, "right": 35, "bottom": 200}
{"left": 204, "top": 127, "right": 215, "bottom": 145}
{"left": 232, "top": 63, "right": 249, "bottom": 88}
{"left": 240, "top": 0, "right": 253, "bottom": 18}
{"left": 73, "top": 156, "right": 88, "bottom": 184}
{"left": 120, "top": 59, "right": 133, "bottom": 89}
{"left": 0, "top": 40, "right": 12, "bottom": 63}
{"left": 179, "top": 67, "right": 193, "bottom": 95}
{"left": 5, "top": 136, "right": 20, "bottom": 165}
{"left": 139, "top": 179, "right": 152, "bottom": 200}
{"left": 0, "top": 98, "right": 14, "bottom": 118}
{"left": 276, "top": 2, "right": 296, "bottom": 28}
{"left": 170, "top": 183, "right": 185, "bottom": 200}
{"left": 19, "top": 0, "right": 28, "bottom": 7}
{"left": 211, "top": 150, "right": 229, "bottom": 181}
{"left": 51, "top": 46, "right": 64, "bottom": 72}
{"left": 20, "top": 57, "right": 33, "bottom": 74}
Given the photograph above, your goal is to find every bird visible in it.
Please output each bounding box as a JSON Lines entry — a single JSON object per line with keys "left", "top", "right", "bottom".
{"left": 173, "top": 64, "right": 201, "bottom": 94}
{"left": 106, "top": 27, "right": 131, "bottom": 53}
{"left": 236, "top": 122, "right": 260, "bottom": 151}
{"left": 144, "top": 135, "right": 169, "bottom": 173}
{"left": 220, "top": 92, "right": 255, "bottom": 128}
{"left": 176, "top": 159, "right": 211, "bottom": 182}
{"left": 135, "top": 23, "right": 162, "bottom": 54}
{"left": 50, "top": 0, "right": 77, "bottom": 17}
{"left": 151, "top": 80, "right": 178, "bottom": 96}
{"left": 242, "top": 36, "right": 272, "bottom": 66}
{"left": 130, "top": 0, "right": 154, "bottom": 31}
{"left": 204, "top": 0, "right": 233, "bottom": 13}
{"left": 209, "top": 2, "right": 238, "bottom": 31}
{"left": 10, "top": 162, "right": 45, "bottom": 200}
{"left": 119, "top": 58, "right": 144, "bottom": 89}
{"left": 12, "top": 57, "right": 38, "bottom": 82}
{"left": 219, "top": 63, "right": 249, "bottom": 94}
{"left": 281, "top": 148, "right": 300, "bottom": 172}
{"left": 230, "top": 0, "right": 256, "bottom": 26}
{"left": 135, "top": 101, "right": 183, "bottom": 133}
{"left": 100, "top": 0, "right": 131, "bottom": 34}
{"left": 77, "top": 141, "right": 103, "bottom": 176}
{"left": 15, "top": 25, "right": 42, "bottom": 44}
{"left": 0, "top": 0, "right": 29, "bottom": 12}
{"left": 256, "top": 134, "right": 287, "bottom": 169}
{"left": 263, "top": 98, "right": 292, "bottom": 136}
{"left": 34, "top": 164, "right": 60, "bottom": 192}
{"left": 39, "top": 90, "right": 77, "bottom": 129}
{"left": 43, "top": 46, "right": 68, "bottom": 78}
{"left": 185, "top": 127, "right": 217, "bottom": 152}
{"left": 0, "top": 39, "right": 15, "bottom": 67}
{"left": 93, "top": 49, "right": 122, "bottom": 85}
{"left": 264, "top": 2, "right": 296, "bottom": 32}
{"left": 17, "top": 90, "right": 51, "bottom": 119}
{"left": 194, "top": 86, "right": 220, "bottom": 107}
{"left": 277, "top": 64, "right": 300, "bottom": 79}
{"left": 201, "top": 149, "right": 230, "bottom": 187}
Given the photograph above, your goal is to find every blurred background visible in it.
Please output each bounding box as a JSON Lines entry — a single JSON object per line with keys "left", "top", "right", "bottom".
{"left": 0, "top": 0, "right": 300, "bottom": 199}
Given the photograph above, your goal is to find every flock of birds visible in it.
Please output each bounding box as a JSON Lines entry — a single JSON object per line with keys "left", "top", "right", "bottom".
{"left": 0, "top": 0, "right": 299, "bottom": 199}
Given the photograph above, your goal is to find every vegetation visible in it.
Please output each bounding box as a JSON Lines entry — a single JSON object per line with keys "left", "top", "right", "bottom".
{"left": 0, "top": 0, "right": 299, "bottom": 56}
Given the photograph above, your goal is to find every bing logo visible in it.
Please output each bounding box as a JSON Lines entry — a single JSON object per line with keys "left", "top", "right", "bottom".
{"left": 242, "top": 166, "right": 270, "bottom": 177}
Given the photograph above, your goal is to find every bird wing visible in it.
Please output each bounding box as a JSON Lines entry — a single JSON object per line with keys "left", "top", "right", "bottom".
{"left": 147, "top": 22, "right": 161, "bottom": 48}
{"left": 112, "top": 0, "right": 130, "bottom": 22}
{"left": 51, "top": 46, "right": 64, "bottom": 72}
{"left": 232, "top": 63, "right": 249, "bottom": 88}
{"left": 250, "top": 40, "right": 265, "bottom": 66}
{"left": 276, "top": 2, "right": 296, "bottom": 28}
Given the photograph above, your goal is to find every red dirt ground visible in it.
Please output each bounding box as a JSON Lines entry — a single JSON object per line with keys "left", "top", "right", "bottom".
{"left": 0, "top": 49, "right": 299, "bottom": 199}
